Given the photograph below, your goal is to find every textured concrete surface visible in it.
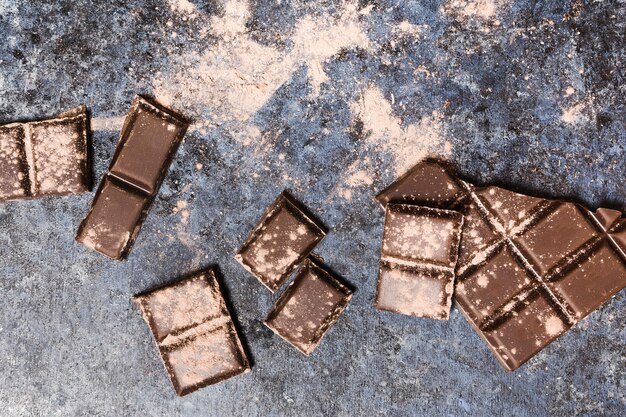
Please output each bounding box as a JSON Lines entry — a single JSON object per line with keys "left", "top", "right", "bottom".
{"left": 0, "top": 0, "right": 625, "bottom": 416}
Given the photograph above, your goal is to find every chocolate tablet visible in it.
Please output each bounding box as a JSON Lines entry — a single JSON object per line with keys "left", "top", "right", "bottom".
{"left": 235, "top": 191, "right": 327, "bottom": 292}
{"left": 134, "top": 269, "right": 250, "bottom": 396}
{"left": 264, "top": 257, "right": 352, "bottom": 355}
{"left": 0, "top": 106, "right": 90, "bottom": 201}
{"left": 76, "top": 96, "right": 189, "bottom": 260}
{"left": 377, "top": 159, "right": 626, "bottom": 371}
{"left": 375, "top": 204, "right": 463, "bottom": 320}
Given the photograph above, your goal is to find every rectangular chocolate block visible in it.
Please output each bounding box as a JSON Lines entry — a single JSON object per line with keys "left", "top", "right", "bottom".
{"left": 0, "top": 106, "right": 90, "bottom": 201}
{"left": 76, "top": 96, "right": 189, "bottom": 260}
{"left": 235, "top": 191, "right": 327, "bottom": 292}
{"left": 375, "top": 204, "right": 463, "bottom": 320}
{"left": 134, "top": 268, "right": 250, "bottom": 396}
{"left": 264, "top": 256, "right": 352, "bottom": 355}
{"left": 377, "top": 159, "right": 626, "bottom": 371}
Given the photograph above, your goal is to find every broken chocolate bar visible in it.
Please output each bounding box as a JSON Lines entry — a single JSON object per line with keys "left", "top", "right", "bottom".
{"left": 134, "top": 268, "right": 250, "bottom": 396}
{"left": 264, "top": 256, "right": 352, "bottom": 355}
{"left": 0, "top": 106, "right": 90, "bottom": 201}
{"left": 377, "top": 159, "right": 626, "bottom": 371}
{"left": 76, "top": 96, "right": 189, "bottom": 260}
{"left": 375, "top": 204, "right": 463, "bottom": 320}
{"left": 235, "top": 191, "right": 327, "bottom": 292}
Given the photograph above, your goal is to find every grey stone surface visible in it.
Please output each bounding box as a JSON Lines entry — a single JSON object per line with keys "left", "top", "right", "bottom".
{"left": 0, "top": 0, "right": 625, "bottom": 416}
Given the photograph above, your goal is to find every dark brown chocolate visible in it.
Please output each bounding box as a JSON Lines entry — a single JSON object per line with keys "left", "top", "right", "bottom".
{"left": 264, "top": 256, "right": 352, "bottom": 355}
{"left": 134, "top": 268, "right": 250, "bottom": 396}
{"left": 235, "top": 191, "right": 327, "bottom": 292}
{"left": 375, "top": 204, "right": 463, "bottom": 320}
{"left": 0, "top": 106, "right": 90, "bottom": 201}
{"left": 76, "top": 96, "right": 189, "bottom": 260}
{"left": 377, "top": 159, "right": 626, "bottom": 371}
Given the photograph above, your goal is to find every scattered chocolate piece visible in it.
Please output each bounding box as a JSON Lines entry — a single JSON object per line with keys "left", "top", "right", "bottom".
{"left": 76, "top": 96, "right": 189, "bottom": 260}
{"left": 235, "top": 191, "right": 327, "bottom": 292}
{"left": 0, "top": 106, "right": 90, "bottom": 201}
{"left": 134, "top": 268, "right": 250, "bottom": 396}
{"left": 264, "top": 257, "right": 352, "bottom": 355}
{"left": 375, "top": 204, "right": 463, "bottom": 320}
{"left": 377, "top": 159, "right": 626, "bottom": 371}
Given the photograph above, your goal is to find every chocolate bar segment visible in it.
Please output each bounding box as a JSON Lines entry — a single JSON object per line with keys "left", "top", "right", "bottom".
{"left": 264, "top": 257, "right": 352, "bottom": 355}
{"left": 378, "top": 160, "right": 626, "bottom": 370}
{"left": 235, "top": 191, "right": 327, "bottom": 292}
{"left": 375, "top": 204, "right": 463, "bottom": 320}
{"left": 76, "top": 96, "right": 189, "bottom": 260}
{"left": 0, "top": 106, "right": 90, "bottom": 201}
{"left": 134, "top": 269, "right": 250, "bottom": 396}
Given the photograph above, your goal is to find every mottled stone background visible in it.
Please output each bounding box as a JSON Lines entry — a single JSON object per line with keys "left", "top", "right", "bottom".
{"left": 0, "top": 0, "right": 624, "bottom": 416}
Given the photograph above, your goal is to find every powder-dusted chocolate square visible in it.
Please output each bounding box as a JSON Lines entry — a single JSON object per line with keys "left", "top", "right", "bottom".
{"left": 134, "top": 269, "right": 250, "bottom": 396}
{"left": 0, "top": 106, "right": 90, "bottom": 201}
{"left": 235, "top": 191, "right": 327, "bottom": 292}
{"left": 264, "top": 257, "right": 352, "bottom": 355}
{"left": 375, "top": 204, "right": 463, "bottom": 320}
{"left": 76, "top": 177, "right": 150, "bottom": 260}
{"left": 76, "top": 96, "right": 189, "bottom": 260}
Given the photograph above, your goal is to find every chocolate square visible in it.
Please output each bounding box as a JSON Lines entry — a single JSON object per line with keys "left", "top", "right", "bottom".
{"left": 134, "top": 269, "right": 250, "bottom": 396}
{"left": 264, "top": 257, "right": 352, "bottom": 355}
{"left": 235, "top": 191, "right": 327, "bottom": 292}
{"left": 375, "top": 204, "right": 463, "bottom": 320}
{"left": 0, "top": 106, "right": 90, "bottom": 201}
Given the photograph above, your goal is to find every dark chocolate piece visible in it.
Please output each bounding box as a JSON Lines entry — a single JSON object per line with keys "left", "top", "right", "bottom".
{"left": 0, "top": 106, "right": 90, "bottom": 201}
{"left": 264, "top": 257, "right": 352, "bottom": 355}
{"left": 377, "top": 160, "right": 626, "bottom": 371}
{"left": 134, "top": 268, "right": 250, "bottom": 396}
{"left": 76, "top": 96, "right": 189, "bottom": 260}
{"left": 375, "top": 204, "right": 463, "bottom": 320}
{"left": 235, "top": 191, "right": 327, "bottom": 292}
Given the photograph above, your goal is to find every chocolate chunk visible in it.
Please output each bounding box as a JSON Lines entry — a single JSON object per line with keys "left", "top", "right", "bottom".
{"left": 375, "top": 204, "right": 463, "bottom": 320}
{"left": 76, "top": 96, "right": 189, "bottom": 260}
{"left": 235, "top": 191, "right": 327, "bottom": 292}
{"left": 0, "top": 106, "right": 90, "bottom": 201}
{"left": 378, "top": 160, "right": 626, "bottom": 371}
{"left": 264, "top": 257, "right": 352, "bottom": 355}
{"left": 134, "top": 269, "right": 250, "bottom": 396}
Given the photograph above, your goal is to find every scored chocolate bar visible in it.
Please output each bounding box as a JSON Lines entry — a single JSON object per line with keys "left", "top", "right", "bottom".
{"left": 0, "top": 106, "right": 90, "bottom": 201}
{"left": 134, "top": 268, "right": 250, "bottom": 396}
{"left": 375, "top": 204, "right": 463, "bottom": 320}
{"left": 235, "top": 191, "right": 327, "bottom": 292}
{"left": 76, "top": 96, "right": 189, "bottom": 260}
{"left": 377, "top": 159, "right": 626, "bottom": 371}
{"left": 264, "top": 256, "right": 352, "bottom": 355}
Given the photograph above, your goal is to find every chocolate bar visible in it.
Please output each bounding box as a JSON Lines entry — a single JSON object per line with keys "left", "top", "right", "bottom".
{"left": 0, "top": 106, "right": 90, "bottom": 200}
{"left": 76, "top": 96, "right": 189, "bottom": 260}
{"left": 375, "top": 204, "right": 463, "bottom": 320}
{"left": 235, "top": 191, "right": 327, "bottom": 292}
{"left": 134, "top": 268, "right": 250, "bottom": 396}
{"left": 264, "top": 256, "right": 352, "bottom": 355}
{"left": 377, "top": 159, "right": 626, "bottom": 371}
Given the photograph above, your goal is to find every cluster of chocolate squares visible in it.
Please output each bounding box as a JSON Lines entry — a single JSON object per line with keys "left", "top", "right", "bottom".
{"left": 373, "top": 160, "right": 626, "bottom": 371}
{"left": 2, "top": 98, "right": 625, "bottom": 395}
{"left": 0, "top": 96, "right": 353, "bottom": 396}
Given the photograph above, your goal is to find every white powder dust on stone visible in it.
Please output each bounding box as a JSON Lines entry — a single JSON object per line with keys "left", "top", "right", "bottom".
{"left": 350, "top": 85, "right": 451, "bottom": 176}
{"left": 167, "top": 0, "right": 198, "bottom": 18}
{"left": 442, "top": 0, "right": 505, "bottom": 19}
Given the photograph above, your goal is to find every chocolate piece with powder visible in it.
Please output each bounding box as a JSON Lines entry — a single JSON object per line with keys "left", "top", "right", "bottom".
{"left": 134, "top": 268, "right": 250, "bottom": 396}
{"left": 375, "top": 204, "right": 463, "bottom": 320}
{"left": 76, "top": 95, "right": 189, "bottom": 260}
{"left": 0, "top": 106, "right": 90, "bottom": 201}
{"left": 235, "top": 191, "right": 327, "bottom": 292}
{"left": 376, "top": 159, "right": 626, "bottom": 371}
{"left": 264, "top": 256, "right": 352, "bottom": 355}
